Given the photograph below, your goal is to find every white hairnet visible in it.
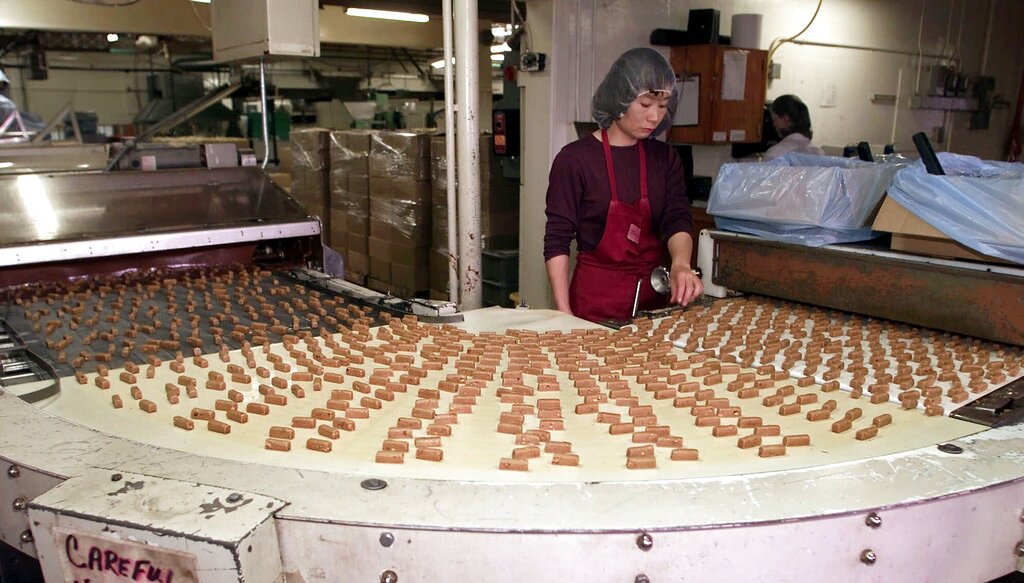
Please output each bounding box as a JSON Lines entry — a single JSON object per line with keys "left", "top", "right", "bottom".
{"left": 0, "top": 69, "right": 9, "bottom": 85}
{"left": 591, "top": 47, "right": 678, "bottom": 134}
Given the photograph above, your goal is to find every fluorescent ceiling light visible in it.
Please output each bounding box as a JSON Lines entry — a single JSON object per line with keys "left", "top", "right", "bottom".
{"left": 106, "top": 33, "right": 119, "bottom": 42}
{"left": 191, "top": 0, "right": 211, "bottom": 3}
{"left": 431, "top": 58, "right": 454, "bottom": 69}
{"left": 490, "top": 54, "right": 505, "bottom": 62}
{"left": 0, "top": 162, "right": 13, "bottom": 169}
{"left": 490, "top": 43, "right": 511, "bottom": 53}
{"left": 345, "top": 8, "right": 429, "bottom": 23}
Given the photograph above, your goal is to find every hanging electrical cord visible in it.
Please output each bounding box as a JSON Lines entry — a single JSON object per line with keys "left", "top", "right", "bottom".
{"left": 191, "top": 1, "right": 213, "bottom": 32}
{"left": 511, "top": 1, "right": 531, "bottom": 54}
{"left": 765, "top": 0, "right": 824, "bottom": 79}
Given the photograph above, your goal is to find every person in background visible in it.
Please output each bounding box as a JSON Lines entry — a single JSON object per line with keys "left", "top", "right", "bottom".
{"left": 0, "top": 69, "right": 44, "bottom": 134}
{"left": 0, "top": 69, "right": 21, "bottom": 125}
{"left": 543, "top": 47, "right": 703, "bottom": 324}
{"left": 763, "top": 94, "right": 824, "bottom": 160}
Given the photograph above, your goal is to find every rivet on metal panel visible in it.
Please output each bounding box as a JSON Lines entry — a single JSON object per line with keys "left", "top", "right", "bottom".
{"left": 380, "top": 570, "right": 398, "bottom": 583}
{"left": 19, "top": 530, "right": 33, "bottom": 544}
{"left": 635, "top": 575, "right": 651, "bottom": 583}
{"left": 6, "top": 465, "right": 19, "bottom": 478}
{"left": 226, "top": 493, "right": 243, "bottom": 503}
{"left": 860, "top": 549, "right": 877, "bottom": 565}
{"left": 1014, "top": 540, "right": 1024, "bottom": 557}
{"left": 636, "top": 532, "right": 654, "bottom": 551}
{"left": 361, "top": 478, "right": 388, "bottom": 491}
{"left": 111, "top": 473, "right": 123, "bottom": 482}
{"left": 937, "top": 443, "right": 963, "bottom": 454}
{"left": 11, "top": 497, "right": 26, "bottom": 512}
{"left": 865, "top": 512, "right": 882, "bottom": 528}
{"left": 379, "top": 532, "right": 395, "bottom": 548}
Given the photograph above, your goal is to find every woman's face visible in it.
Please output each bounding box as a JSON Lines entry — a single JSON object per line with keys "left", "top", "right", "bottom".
{"left": 614, "top": 90, "right": 671, "bottom": 140}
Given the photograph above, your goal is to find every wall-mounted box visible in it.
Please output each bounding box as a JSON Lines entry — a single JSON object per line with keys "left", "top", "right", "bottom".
{"left": 668, "top": 45, "right": 767, "bottom": 145}
{"left": 213, "top": 0, "right": 320, "bottom": 62}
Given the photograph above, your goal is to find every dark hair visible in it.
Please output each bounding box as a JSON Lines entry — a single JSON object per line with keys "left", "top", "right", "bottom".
{"left": 770, "top": 94, "right": 812, "bottom": 139}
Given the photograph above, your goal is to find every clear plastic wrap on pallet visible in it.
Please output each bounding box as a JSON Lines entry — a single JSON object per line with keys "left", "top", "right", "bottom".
{"left": 369, "top": 183, "right": 431, "bottom": 244}
{"left": 886, "top": 152, "right": 1024, "bottom": 265}
{"left": 289, "top": 129, "right": 332, "bottom": 243}
{"left": 369, "top": 130, "right": 434, "bottom": 180}
{"left": 329, "top": 130, "right": 370, "bottom": 215}
{"left": 290, "top": 128, "right": 331, "bottom": 171}
{"left": 708, "top": 152, "right": 905, "bottom": 246}
{"left": 430, "top": 201, "right": 518, "bottom": 252}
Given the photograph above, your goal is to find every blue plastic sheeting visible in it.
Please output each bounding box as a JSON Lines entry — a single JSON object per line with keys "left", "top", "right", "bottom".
{"left": 707, "top": 153, "right": 904, "bottom": 247}
{"left": 887, "top": 152, "right": 1024, "bottom": 265}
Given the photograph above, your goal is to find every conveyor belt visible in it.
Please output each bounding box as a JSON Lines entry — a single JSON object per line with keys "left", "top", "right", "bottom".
{"left": 9, "top": 271, "right": 1016, "bottom": 483}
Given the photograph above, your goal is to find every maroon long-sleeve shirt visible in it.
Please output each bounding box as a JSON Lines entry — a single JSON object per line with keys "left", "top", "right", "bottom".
{"left": 544, "top": 133, "right": 692, "bottom": 261}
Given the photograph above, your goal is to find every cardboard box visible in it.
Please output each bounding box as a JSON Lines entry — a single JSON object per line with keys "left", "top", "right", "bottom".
{"left": 392, "top": 206, "right": 431, "bottom": 246}
{"left": 391, "top": 243, "right": 429, "bottom": 267}
{"left": 369, "top": 177, "right": 431, "bottom": 204}
{"left": 871, "top": 197, "right": 1005, "bottom": 263}
{"left": 368, "top": 237, "right": 391, "bottom": 261}
{"left": 370, "top": 131, "right": 432, "bottom": 180}
{"left": 330, "top": 210, "right": 349, "bottom": 249}
{"left": 291, "top": 128, "right": 331, "bottom": 152}
{"left": 347, "top": 232, "right": 368, "bottom": 255}
{"left": 348, "top": 174, "right": 369, "bottom": 197}
{"left": 346, "top": 130, "right": 374, "bottom": 156}
{"left": 347, "top": 251, "right": 369, "bottom": 276}
{"left": 375, "top": 130, "right": 433, "bottom": 158}
{"left": 349, "top": 215, "right": 369, "bottom": 236}
{"left": 290, "top": 129, "right": 331, "bottom": 173}
{"left": 431, "top": 247, "right": 451, "bottom": 294}
{"left": 370, "top": 257, "right": 390, "bottom": 281}
{"left": 269, "top": 172, "right": 292, "bottom": 191}
{"left": 369, "top": 217, "right": 391, "bottom": 240}
{"left": 391, "top": 262, "right": 430, "bottom": 292}
{"left": 431, "top": 203, "right": 517, "bottom": 251}
{"left": 366, "top": 277, "right": 395, "bottom": 295}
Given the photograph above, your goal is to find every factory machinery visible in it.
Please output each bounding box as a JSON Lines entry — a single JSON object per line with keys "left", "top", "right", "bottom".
{"left": 0, "top": 163, "right": 1021, "bottom": 583}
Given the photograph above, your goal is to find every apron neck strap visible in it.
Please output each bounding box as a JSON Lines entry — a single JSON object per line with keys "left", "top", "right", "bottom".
{"left": 600, "top": 128, "right": 648, "bottom": 204}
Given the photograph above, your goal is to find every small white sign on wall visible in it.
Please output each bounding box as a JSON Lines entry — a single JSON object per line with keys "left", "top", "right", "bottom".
{"left": 674, "top": 76, "right": 700, "bottom": 126}
{"left": 721, "top": 51, "right": 748, "bottom": 101}
{"left": 821, "top": 82, "right": 838, "bottom": 108}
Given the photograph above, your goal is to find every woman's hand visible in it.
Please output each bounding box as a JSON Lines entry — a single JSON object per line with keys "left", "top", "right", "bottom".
{"left": 670, "top": 262, "right": 703, "bottom": 306}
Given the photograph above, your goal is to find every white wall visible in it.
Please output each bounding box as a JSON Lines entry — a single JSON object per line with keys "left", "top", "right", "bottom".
{"left": 5, "top": 52, "right": 156, "bottom": 126}
{"left": 518, "top": 0, "right": 1024, "bottom": 309}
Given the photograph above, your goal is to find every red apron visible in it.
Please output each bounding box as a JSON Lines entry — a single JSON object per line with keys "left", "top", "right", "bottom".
{"left": 569, "top": 130, "right": 666, "bottom": 323}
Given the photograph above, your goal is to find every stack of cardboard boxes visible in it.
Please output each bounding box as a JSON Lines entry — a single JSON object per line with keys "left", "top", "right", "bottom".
{"left": 328, "top": 130, "right": 372, "bottom": 284}
{"left": 367, "top": 130, "right": 434, "bottom": 297}
{"left": 429, "top": 135, "right": 520, "bottom": 300}
{"left": 289, "top": 129, "right": 332, "bottom": 246}
{"left": 298, "top": 128, "right": 521, "bottom": 301}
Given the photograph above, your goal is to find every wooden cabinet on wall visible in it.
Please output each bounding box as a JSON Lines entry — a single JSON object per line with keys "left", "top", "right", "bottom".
{"left": 668, "top": 45, "right": 767, "bottom": 145}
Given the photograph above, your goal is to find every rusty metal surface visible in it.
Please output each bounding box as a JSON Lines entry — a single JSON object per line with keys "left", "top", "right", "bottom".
{"left": 712, "top": 235, "right": 1024, "bottom": 346}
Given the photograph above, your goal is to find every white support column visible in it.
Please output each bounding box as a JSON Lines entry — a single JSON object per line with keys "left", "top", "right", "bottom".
{"left": 442, "top": 0, "right": 459, "bottom": 304}
{"left": 455, "top": 0, "right": 482, "bottom": 309}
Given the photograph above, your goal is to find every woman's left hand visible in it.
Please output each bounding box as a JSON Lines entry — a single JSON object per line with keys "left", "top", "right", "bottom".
{"left": 670, "top": 263, "right": 704, "bottom": 306}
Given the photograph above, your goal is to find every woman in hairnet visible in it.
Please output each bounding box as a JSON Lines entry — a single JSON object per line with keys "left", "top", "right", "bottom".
{"left": 544, "top": 47, "right": 702, "bottom": 323}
